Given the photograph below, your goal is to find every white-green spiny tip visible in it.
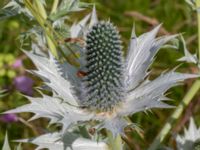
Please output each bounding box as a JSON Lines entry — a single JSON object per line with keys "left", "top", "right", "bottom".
{"left": 82, "top": 21, "right": 124, "bottom": 112}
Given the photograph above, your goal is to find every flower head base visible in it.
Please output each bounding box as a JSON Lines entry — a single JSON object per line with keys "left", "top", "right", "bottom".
{"left": 82, "top": 21, "right": 124, "bottom": 112}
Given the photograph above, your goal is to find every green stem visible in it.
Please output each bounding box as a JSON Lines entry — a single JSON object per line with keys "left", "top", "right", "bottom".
{"left": 107, "top": 132, "right": 123, "bottom": 150}
{"left": 196, "top": 0, "right": 200, "bottom": 60}
{"left": 24, "top": 0, "right": 78, "bottom": 61}
{"left": 34, "top": 0, "right": 47, "bottom": 19}
{"left": 148, "top": 80, "right": 200, "bottom": 150}
{"left": 34, "top": 0, "right": 58, "bottom": 58}
{"left": 51, "top": 0, "right": 59, "bottom": 14}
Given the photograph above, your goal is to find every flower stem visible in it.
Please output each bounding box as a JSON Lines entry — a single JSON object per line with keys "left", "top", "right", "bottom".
{"left": 148, "top": 80, "right": 200, "bottom": 150}
{"left": 51, "top": 0, "right": 59, "bottom": 14}
{"left": 34, "top": 0, "right": 47, "bottom": 19}
{"left": 107, "top": 132, "right": 123, "bottom": 150}
{"left": 196, "top": 0, "right": 200, "bottom": 60}
{"left": 34, "top": 0, "right": 58, "bottom": 58}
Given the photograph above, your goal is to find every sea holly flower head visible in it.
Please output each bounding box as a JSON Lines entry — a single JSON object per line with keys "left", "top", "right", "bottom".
{"left": 81, "top": 21, "right": 124, "bottom": 112}
{"left": 176, "top": 118, "right": 200, "bottom": 150}
{"left": 4, "top": 7, "right": 199, "bottom": 149}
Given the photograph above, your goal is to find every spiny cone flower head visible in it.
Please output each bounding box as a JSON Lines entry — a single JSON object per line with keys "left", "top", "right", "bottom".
{"left": 82, "top": 21, "right": 124, "bottom": 112}
{"left": 176, "top": 118, "right": 200, "bottom": 150}
{"left": 4, "top": 7, "right": 199, "bottom": 149}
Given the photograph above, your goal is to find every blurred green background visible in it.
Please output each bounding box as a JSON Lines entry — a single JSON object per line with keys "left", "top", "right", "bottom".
{"left": 0, "top": 0, "right": 199, "bottom": 149}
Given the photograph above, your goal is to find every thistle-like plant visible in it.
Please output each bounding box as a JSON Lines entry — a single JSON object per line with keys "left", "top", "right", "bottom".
{"left": 176, "top": 118, "right": 200, "bottom": 150}
{"left": 4, "top": 6, "right": 199, "bottom": 149}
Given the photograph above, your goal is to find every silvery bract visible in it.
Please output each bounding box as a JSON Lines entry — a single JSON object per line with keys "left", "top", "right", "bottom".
{"left": 2, "top": 133, "right": 11, "bottom": 150}
{"left": 176, "top": 118, "right": 200, "bottom": 150}
{"left": 4, "top": 6, "right": 198, "bottom": 149}
{"left": 178, "top": 36, "right": 199, "bottom": 66}
{"left": 15, "top": 132, "right": 109, "bottom": 150}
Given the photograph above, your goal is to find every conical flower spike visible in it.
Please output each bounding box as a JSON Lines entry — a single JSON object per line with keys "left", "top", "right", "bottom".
{"left": 82, "top": 21, "right": 124, "bottom": 112}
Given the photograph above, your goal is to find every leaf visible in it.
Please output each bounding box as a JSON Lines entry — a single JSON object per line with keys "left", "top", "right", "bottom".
{"left": 0, "top": 0, "right": 33, "bottom": 20}
{"left": 4, "top": 94, "right": 66, "bottom": 124}
{"left": 99, "top": 117, "right": 128, "bottom": 138}
{"left": 16, "top": 132, "right": 109, "bottom": 150}
{"left": 49, "top": 0, "right": 89, "bottom": 21}
{"left": 60, "top": 109, "right": 94, "bottom": 133}
{"left": 2, "top": 132, "right": 11, "bottom": 150}
{"left": 119, "top": 71, "right": 198, "bottom": 116}
{"left": 70, "top": 13, "right": 91, "bottom": 38}
{"left": 107, "top": 132, "right": 123, "bottom": 150}
{"left": 125, "top": 24, "right": 178, "bottom": 90}
{"left": 178, "top": 35, "right": 198, "bottom": 64}
{"left": 25, "top": 51, "right": 78, "bottom": 106}
{"left": 89, "top": 5, "right": 98, "bottom": 28}
{"left": 15, "top": 143, "right": 22, "bottom": 150}
{"left": 176, "top": 118, "right": 200, "bottom": 150}
{"left": 0, "top": 90, "right": 7, "bottom": 98}
{"left": 5, "top": 93, "right": 93, "bottom": 130}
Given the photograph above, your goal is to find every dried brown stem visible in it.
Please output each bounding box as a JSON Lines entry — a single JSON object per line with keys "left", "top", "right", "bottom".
{"left": 124, "top": 11, "right": 170, "bottom": 35}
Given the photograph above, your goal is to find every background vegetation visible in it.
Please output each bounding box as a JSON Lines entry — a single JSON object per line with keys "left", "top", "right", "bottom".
{"left": 0, "top": 0, "right": 199, "bottom": 149}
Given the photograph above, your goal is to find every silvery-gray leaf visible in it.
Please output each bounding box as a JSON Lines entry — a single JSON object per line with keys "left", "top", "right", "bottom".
{"left": 176, "top": 118, "right": 200, "bottom": 150}
{"left": 25, "top": 51, "right": 78, "bottom": 106}
{"left": 31, "top": 42, "right": 47, "bottom": 56}
{"left": 178, "top": 36, "right": 198, "bottom": 64}
{"left": 15, "top": 143, "right": 22, "bottom": 150}
{"left": 119, "top": 93, "right": 173, "bottom": 116}
{"left": 1, "top": 0, "right": 33, "bottom": 19}
{"left": 16, "top": 132, "right": 109, "bottom": 150}
{"left": 4, "top": 93, "right": 91, "bottom": 130}
{"left": 50, "top": 0, "right": 89, "bottom": 21}
{"left": 20, "top": 26, "right": 48, "bottom": 54}
{"left": 98, "top": 117, "right": 128, "bottom": 138}
{"left": 119, "top": 71, "right": 198, "bottom": 116}
{"left": 60, "top": 109, "right": 94, "bottom": 133}
{"left": 0, "top": 1, "right": 20, "bottom": 20}
{"left": 127, "top": 71, "right": 198, "bottom": 100}
{"left": 4, "top": 94, "right": 66, "bottom": 124}
{"left": 89, "top": 5, "right": 98, "bottom": 28}
{"left": 125, "top": 24, "right": 177, "bottom": 90}
{"left": 2, "top": 132, "right": 11, "bottom": 150}
{"left": 70, "top": 13, "right": 91, "bottom": 38}
{"left": 53, "top": 17, "right": 66, "bottom": 29}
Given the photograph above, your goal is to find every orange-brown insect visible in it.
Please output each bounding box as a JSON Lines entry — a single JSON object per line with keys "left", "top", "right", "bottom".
{"left": 77, "top": 70, "right": 87, "bottom": 78}
{"left": 64, "top": 38, "right": 85, "bottom": 46}
{"left": 58, "top": 38, "right": 85, "bottom": 46}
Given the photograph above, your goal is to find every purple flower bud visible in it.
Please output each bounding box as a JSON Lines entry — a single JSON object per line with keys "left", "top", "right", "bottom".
{"left": 12, "top": 59, "right": 23, "bottom": 68}
{"left": 14, "top": 75, "right": 34, "bottom": 96}
{"left": 0, "top": 114, "right": 18, "bottom": 123}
